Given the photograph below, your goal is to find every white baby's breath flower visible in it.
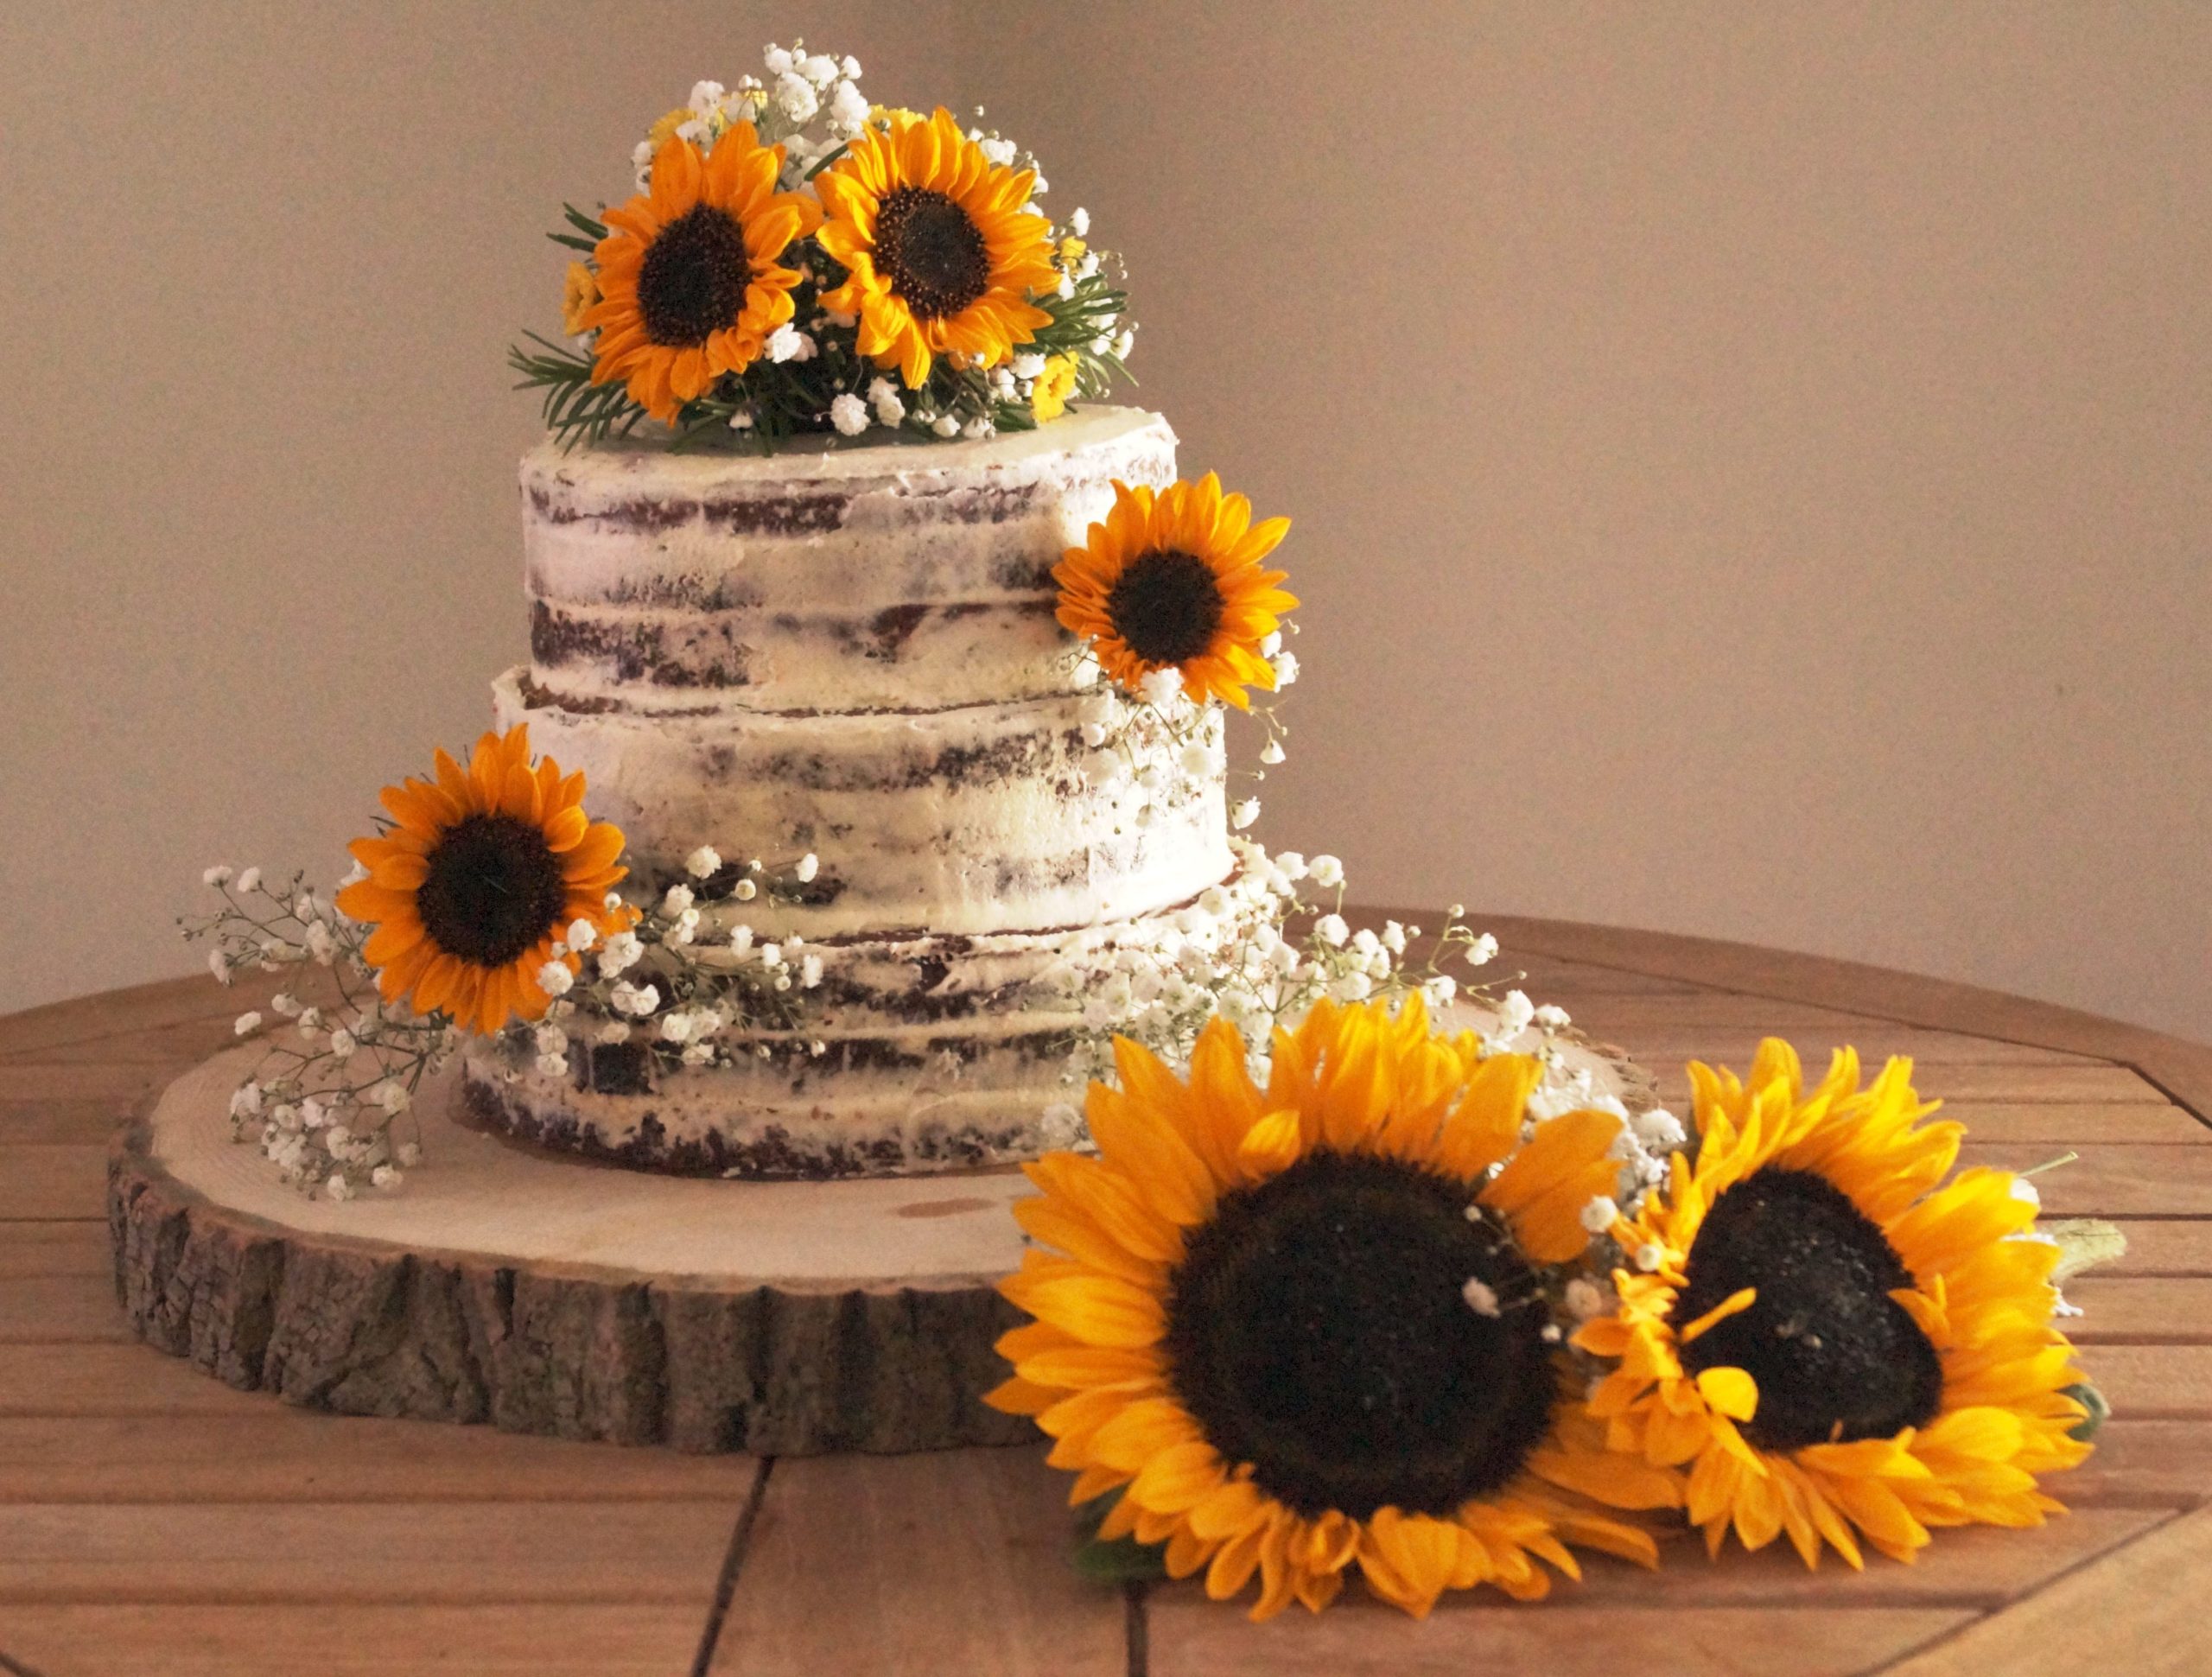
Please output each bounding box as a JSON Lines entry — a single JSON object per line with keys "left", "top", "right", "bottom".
{"left": 1313, "top": 913, "right": 1350, "bottom": 948}
{"left": 1307, "top": 854, "right": 1344, "bottom": 889}
{"left": 236, "top": 867, "right": 262, "bottom": 892}
{"left": 660, "top": 1013, "right": 693, "bottom": 1044}
{"left": 565, "top": 918, "right": 598, "bottom": 953}
{"left": 1271, "top": 651, "right": 1300, "bottom": 688}
{"left": 1533, "top": 1003, "right": 1572, "bottom": 1032}
{"left": 1069, "top": 206, "right": 1090, "bottom": 237}
{"left": 1329, "top": 972, "right": 1374, "bottom": 1003}
{"left": 830, "top": 392, "right": 869, "bottom": 435}
{"left": 1466, "top": 932, "right": 1499, "bottom": 968}
{"left": 371, "top": 1165, "right": 399, "bottom": 1190}
{"left": 1083, "top": 749, "right": 1126, "bottom": 785}
{"left": 1634, "top": 1108, "right": 1686, "bottom": 1150}
{"left": 1460, "top": 1278, "right": 1501, "bottom": 1318}
{"left": 766, "top": 323, "right": 815, "bottom": 363}
{"left": 660, "top": 884, "right": 695, "bottom": 918}
{"left": 597, "top": 1020, "right": 632, "bottom": 1045}
{"left": 1274, "top": 850, "right": 1307, "bottom": 880}
{"left": 734, "top": 877, "right": 759, "bottom": 902}
{"left": 397, "top": 1140, "right": 422, "bottom": 1166}
{"left": 207, "top": 948, "right": 232, "bottom": 983}
{"left": 326, "top": 1173, "right": 353, "bottom": 1203}
{"left": 685, "top": 845, "right": 723, "bottom": 880}
{"left": 202, "top": 865, "right": 233, "bottom": 886}
{"left": 1112, "top": 328, "right": 1135, "bottom": 360}
{"left": 1422, "top": 975, "right": 1459, "bottom": 1009}
{"left": 760, "top": 942, "right": 784, "bottom": 969}
{"left": 1382, "top": 920, "right": 1408, "bottom": 955}
{"left": 233, "top": 1011, "right": 263, "bottom": 1036}
{"left": 1010, "top": 352, "right": 1047, "bottom": 378}
{"left": 728, "top": 924, "right": 754, "bottom": 957}
{"left": 867, "top": 377, "right": 906, "bottom": 426}
{"left": 1178, "top": 741, "right": 1217, "bottom": 777}
{"left": 1230, "top": 798, "right": 1260, "bottom": 829}
{"left": 1138, "top": 668, "right": 1184, "bottom": 708}
{"left": 1580, "top": 1195, "right": 1620, "bottom": 1234}
{"left": 536, "top": 1052, "right": 569, "bottom": 1077}
{"left": 930, "top": 414, "right": 960, "bottom": 437}
{"left": 772, "top": 71, "right": 817, "bottom": 123}
{"left": 537, "top": 960, "right": 575, "bottom": 998}
{"left": 327, "top": 1028, "right": 358, "bottom": 1062}
{"left": 795, "top": 852, "right": 820, "bottom": 883}
{"left": 763, "top": 44, "right": 794, "bottom": 75}
{"left": 829, "top": 79, "right": 869, "bottom": 130}
{"left": 1258, "top": 738, "right": 1287, "bottom": 765}
{"left": 801, "top": 953, "right": 824, "bottom": 988}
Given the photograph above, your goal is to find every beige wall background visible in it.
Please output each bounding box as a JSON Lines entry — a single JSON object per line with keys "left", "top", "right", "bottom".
{"left": 3, "top": 2, "right": 2207, "bottom": 1042}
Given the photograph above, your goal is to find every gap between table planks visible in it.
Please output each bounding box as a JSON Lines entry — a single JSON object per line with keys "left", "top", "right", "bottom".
{"left": 3, "top": 916, "right": 2210, "bottom": 1675}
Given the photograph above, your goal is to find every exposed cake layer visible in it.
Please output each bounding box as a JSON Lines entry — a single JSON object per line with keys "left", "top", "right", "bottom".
{"left": 496, "top": 668, "right": 1232, "bottom": 940}
{"left": 522, "top": 407, "right": 1177, "bottom": 714}
{"left": 461, "top": 887, "right": 1266, "bottom": 1178}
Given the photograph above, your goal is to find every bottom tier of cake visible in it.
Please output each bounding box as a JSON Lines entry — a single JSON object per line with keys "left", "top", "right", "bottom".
{"left": 461, "top": 882, "right": 1268, "bottom": 1178}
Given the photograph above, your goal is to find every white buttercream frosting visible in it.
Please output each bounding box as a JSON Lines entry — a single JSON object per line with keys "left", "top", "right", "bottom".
{"left": 491, "top": 408, "right": 1242, "bottom": 1175}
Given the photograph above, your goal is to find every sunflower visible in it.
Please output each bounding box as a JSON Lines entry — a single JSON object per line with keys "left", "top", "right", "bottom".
{"left": 987, "top": 997, "right": 1678, "bottom": 1620}
{"left": 334, "top": 726, "right": 633, "bottom": 1036}
{"left": 1052, "top": 474, "right": 1296, "bottom": 710}
{"left": 1573, "top": 1039, "right": 2092, "bottom": 1568}
{"left": 581, "top": 127, "right": 822, "bottom": 423}
{"left": 816, "top": 106, "right": 1058, "bottom": 389}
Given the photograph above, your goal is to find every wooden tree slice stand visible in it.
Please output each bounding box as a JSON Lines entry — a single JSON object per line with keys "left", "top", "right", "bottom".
{"left": 108, "top": 1026, "right": 1655, "bottom": 1456}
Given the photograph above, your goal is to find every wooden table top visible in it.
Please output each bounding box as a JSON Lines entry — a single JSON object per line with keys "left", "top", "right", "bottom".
{"left": 4, "top": 912, "right": 2209, "bottom": 1677}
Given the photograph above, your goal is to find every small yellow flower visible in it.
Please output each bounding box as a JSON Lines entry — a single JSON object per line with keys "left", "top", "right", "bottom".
{"left": 561, "top": 262, "right": 601, "bottom": 335}
{"left": 1060, "top": 236, "right": 1087, "bottom": 265}
{"left": 1030, "top": 354, "right": 1077, "bottom": 423}
{"left": 647, "top": 106, "right": 692, "bottom": 149}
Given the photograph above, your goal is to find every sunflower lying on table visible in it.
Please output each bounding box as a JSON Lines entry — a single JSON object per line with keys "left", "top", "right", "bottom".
{"left": 989, "top": 1000, "right": 2104, "bottom": 1618}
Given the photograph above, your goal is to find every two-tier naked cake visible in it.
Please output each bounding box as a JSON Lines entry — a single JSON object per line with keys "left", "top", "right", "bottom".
{"left": 463, "top": 408, "right": 1243, "bottom": 1174}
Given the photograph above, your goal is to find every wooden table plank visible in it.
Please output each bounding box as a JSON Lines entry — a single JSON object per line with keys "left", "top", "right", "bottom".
{"left": 1146, "top": 1602, "right": 1975, "bottom": 1677}
{"left": 0, "top": 1414, "right": 758, "bottom": 1503}
{"left": 2061, "top": 1279, "right": 2212, "bottom": 1344}
{"left": 2058, "top": 1421, "right": 2212, "bottom": 1510}
{"left": 1958, "top": 1144, "right": 2212, "bottom": 1217}
{"left": 0, "top": 1062, "right": 174, "bottom": 1103}
{"left": 0, "top": 1147, "right": 108, "bottom": 1221}
{"left": 2100, "top": 1221, "right": 2212, "bottom": 1275}
{"left": 1922, "top": 1103, "right": 2209, "bottom": 1146}
{"left": 0, "top": 1344, "right": 299, "bottom": 1417}
{"left": 1594, "top": 1026, "right": 2101, "bottom": 1069}
{"left": 1463, "top": 913, "right": 2212, "bottom": 1121}
{"left": 0, "top": 1223, "right": 111, "bottom": 1280}
{"left": 0, "top": 1603, "right": 709, "bottom": 1677}
{"left": 711, "top": 1447, "right": 1123, "bottom": 1677}
{"left": 1649, "top": 1063, "right": 2172, "bottom": 1108}
{"left": 1879, "top": 1504, "right": 2203, "bottom": 1675}
{"left": 0, "top": 1498, "right": 747, "bottom": 1605}
{"left": 0, "top": 1274, "right": 131, "bottom": 1344}
{"left": 2080, "top": 1347, "right": 2212, "bottom": 1418}
{"left": 0, "top": 1099, "right": 135, "bottom": 1147}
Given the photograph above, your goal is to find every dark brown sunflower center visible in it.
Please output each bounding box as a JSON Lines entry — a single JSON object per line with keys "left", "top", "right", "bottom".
{"left": 415, "top": 814, "right": 569, "bottom": 970}
{"left": 1162, "top": 1152, "right": 1556, "bottom": 1520}
{"left": 874, "top": 186, "right": 989, "bottom": 320}
{"left": 636, "top": 203, "right": 753, "bottom": 346}
{"left": 1675, "top": 1167, "right": 1943, "bottom": 1451}
{"left": 1104, "top": 549, "right": 1225, "bottom": 669}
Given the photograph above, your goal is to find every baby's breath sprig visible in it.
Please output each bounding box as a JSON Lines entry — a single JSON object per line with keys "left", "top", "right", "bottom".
{"left": 521, "top": 848, "right": 833, "bottom": 1080}
{"left": 1031, "top": 842, "right": 1689, "bottom": 1213}
{"left": 181, "top": 866, "right": 449, "bottom": 1200}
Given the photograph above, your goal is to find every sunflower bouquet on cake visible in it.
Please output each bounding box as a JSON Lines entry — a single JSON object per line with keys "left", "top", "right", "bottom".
{"left": 511, "top": 41, "right": 1132, "bottom": 450}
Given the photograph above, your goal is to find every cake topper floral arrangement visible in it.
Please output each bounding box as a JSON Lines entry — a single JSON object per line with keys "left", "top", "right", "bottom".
{"left": 510, "top": 41, "right": 1131, "bottom": 449}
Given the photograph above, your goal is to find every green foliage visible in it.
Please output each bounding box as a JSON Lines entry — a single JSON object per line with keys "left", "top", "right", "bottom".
{"left": 1071, "top": 1494, "right": 1169, "bottom": 1585}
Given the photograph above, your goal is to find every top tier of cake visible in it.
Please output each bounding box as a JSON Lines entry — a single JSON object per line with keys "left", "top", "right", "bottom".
{"left": 521, "top": 406, "right": 1178, "bottom": 715}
